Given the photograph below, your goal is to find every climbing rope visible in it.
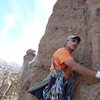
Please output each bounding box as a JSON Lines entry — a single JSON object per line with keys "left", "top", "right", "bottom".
{"left": 73, "top": 77, "right": 100, "bottom": 91}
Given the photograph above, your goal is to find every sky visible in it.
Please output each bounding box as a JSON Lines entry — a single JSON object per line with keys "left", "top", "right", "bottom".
{"left": 0, "top": 0, "right": 57, "bottom": 66}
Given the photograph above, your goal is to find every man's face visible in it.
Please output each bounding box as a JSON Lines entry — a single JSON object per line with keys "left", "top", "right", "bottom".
{"left": 66, "top": 38, "right": 79, "bottom": 51}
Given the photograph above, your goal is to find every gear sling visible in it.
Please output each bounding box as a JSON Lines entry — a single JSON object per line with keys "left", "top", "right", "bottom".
{"left": 28, "top": 58, "right": 75, "bottom": 100}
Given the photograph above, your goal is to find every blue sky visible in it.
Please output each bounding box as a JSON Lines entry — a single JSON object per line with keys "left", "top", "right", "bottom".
{"left": 0, "top": 0, "right": 57, "bottom": 65}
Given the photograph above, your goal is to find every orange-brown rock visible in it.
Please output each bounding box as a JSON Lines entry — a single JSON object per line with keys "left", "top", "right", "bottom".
{"left": 18, "top": 0, "right": 100, "bottom": 100}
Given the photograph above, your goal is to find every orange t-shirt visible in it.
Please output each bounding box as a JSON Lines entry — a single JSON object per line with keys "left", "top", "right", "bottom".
{"left": 50, "top": 48, "right": 73, "bottom": 79}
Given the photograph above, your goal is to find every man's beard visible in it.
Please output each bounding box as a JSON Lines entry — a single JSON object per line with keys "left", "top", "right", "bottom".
{"left": 70, "top": 46, "right": 76, "bottom": 51}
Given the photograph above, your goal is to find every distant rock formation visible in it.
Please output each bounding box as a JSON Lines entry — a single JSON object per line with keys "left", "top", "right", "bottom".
{"left": 23, "top": 49, "right": 36, "bottom": 64}
{"left": 0, "top": 66, "right": 20, "bottom": 100}
{"left": 0, "top": 59, "right": 21, "bottom": 72}
{"left": 18, "top": 0, "right": 100, "bottom": 100}
{"left": 20, "top": 49, "right": 36, "bottom": 84}
{"left": 18, "top": 49, "right": 36, "bottom": 97}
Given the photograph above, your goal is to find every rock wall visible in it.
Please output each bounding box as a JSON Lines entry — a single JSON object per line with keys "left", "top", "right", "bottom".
{"left": 18, "top": 0, "right": 100, "bottom": 100}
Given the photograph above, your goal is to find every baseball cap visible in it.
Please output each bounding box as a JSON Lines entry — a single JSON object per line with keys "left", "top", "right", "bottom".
{"left": 67, "top": 35, "right": 81, "bottom": 43}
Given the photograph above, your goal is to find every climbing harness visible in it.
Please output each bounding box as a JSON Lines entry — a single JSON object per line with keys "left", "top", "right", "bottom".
{"left": 43, "top": 58, "right": 74, "bottom": 100}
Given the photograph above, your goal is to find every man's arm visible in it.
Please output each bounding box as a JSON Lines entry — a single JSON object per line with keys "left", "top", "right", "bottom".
{"left": 64, "top": 59, "right": 97, "bottom": 77}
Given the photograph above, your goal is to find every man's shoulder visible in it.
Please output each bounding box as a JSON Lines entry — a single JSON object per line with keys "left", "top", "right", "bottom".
{"left": 54, "top": 48, "right": 69, "bottom": 55}
{"left": 57, "top": 47, "right": 65, "bottom": 51}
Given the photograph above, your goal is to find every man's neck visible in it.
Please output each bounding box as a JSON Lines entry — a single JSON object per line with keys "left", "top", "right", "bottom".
{"left": 65, "top": 46, "right": 75, "bottom": 54}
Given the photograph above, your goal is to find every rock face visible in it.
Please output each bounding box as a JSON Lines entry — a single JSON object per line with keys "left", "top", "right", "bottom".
{"left": 18, "top": 0, "right": 100, "bottom": 100}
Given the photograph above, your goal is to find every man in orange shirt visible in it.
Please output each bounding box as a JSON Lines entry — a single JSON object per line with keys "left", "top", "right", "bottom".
{"left": 50, "top": 35, "right": 100, "bottom": 79}
{"left": 28, "top": 35, "right": 100, "bottom": 100}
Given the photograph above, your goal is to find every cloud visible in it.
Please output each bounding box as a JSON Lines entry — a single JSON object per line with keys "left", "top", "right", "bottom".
{"left": 5, "top": 15, "right": 16, "bottom": 26}
{"left": 0, "top": 0, "right": 57, "bottom": 65}
{"left": 0, "top": 14, "right": 17, "bottom": 40}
